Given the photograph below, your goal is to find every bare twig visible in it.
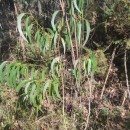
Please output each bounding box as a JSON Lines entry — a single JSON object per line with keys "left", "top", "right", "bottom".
{"left": 84, "top": 74, "right": 92, "bottom": 129}
{"left": 100, "top": 47, "right": 116, "bottom": 99}
{"left": 124, "top": 49, "right": 130, "bottom": 100}
{"left": 74, "top": 19, "right": 79, "bottom": 58}
{"left": 59, "top": 0, "right": 65, "bottom": 16}
{"left": 66, "top": 16, "right": 75, "bottom": 64}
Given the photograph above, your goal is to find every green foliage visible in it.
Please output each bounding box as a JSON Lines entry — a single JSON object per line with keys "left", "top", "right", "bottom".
{"left": 0, "top": 61, "right": 61, "bottom": 108}
{"left": 0, "top": 0, "right": 98, "bottom": 108}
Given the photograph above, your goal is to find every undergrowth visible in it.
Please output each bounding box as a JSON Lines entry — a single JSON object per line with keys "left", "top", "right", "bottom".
{"left": 0, "top": 0, "right": 130, "bottom": 129}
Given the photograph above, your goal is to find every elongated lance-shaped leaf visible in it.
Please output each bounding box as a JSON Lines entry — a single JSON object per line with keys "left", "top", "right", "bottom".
{"left": 44, "top": 35, "right": 49, "bottom": 50}
{"left": 87, "top": 58, "right": 91, "bottom": 75}
{"left": 83, "top": 60, "right": 87, "bottom": 75}
{"left": 40, "top": 36, "right": 44, "bottom": 47}
{"left": 47, "top": 28, "right": 54, "bottom": 37}
{"left": 25, "top": 16, "right": 33, "bottom": 43}
{"left": 20, "top": 64, "right": 26, "bottom": 75}
{"left": 7, "top": 65, "right": 16, "bottom": 87}
{"left": 83, "top": 20, "right": 91, "bottom": 46}
{"left": 25, "top": 66, "right": 29, "bottom": 80}
{"left": 51, "top": 56, "right": 61, "bottom": 78}
{"left": 77, "top": 21, "right": 82, "bottom": 45}
{"left": 27, "top": 23, "right": 33, "bottom": 43}
{"left": 16, "top": 80, "right": 28, "bottom": 92}
{"left": 1, "top": 63, "right": 13, "bottom": 84}
{"left": 34, "top": 70, "right": 39, "bottom": 80}
{"left": 25, "top": 81, "right": 33, "bottom": 94}
{"left": 42, "top": 80, "right": 50, "bottom": 99}
{"left": 70, "top": 2, "right": 74, "bottom": 16}
{"left": 0, "top": 61, "right": 8, "bottom": 82}
{"left": 10, "top": 65, "right": 18, "bottom": 87}
{"left": 17, "top": 13, "right": 28, "bottom": 42}
{"left": 36, "top": 29, "right": 41, "bottom": 45}
{"left": 73, "top": 0, "right": 81, "bottom": 14}
{"left": 61, "top": 37, "right": 66, "bottom": 54}
{"left": 65, "top": 34, "right": 71, "bottom": 50}
{"left": 12, "top": 66, "right": 20, "bottom": 88}
{"left": 51, "top": 10, "right": 60, "bottom": 31}
{"left": 25, "top": 16, "right": 30, "bottom": 33}
{"left": 35, "top": 29, "right": 40, "bottom": 41}
{"left": 55, "top": 65, "right": 60, "bottom": 77}
{"left": 36, "top": 82, "right": 41, "bottom": 96}
{"left": 53, "top": 79, "right": 61, "bottom": 99}
{"left": 53, "top": 31, "right": 58, "bottom": 49}
{"left": 30, "top": 67, "right": 35, "bottom": 79}
{"left": 16, "top": 65, "right": 21, "bottom": 84}
{"left": 78, "top": 0, "right": 84, "bottom": 11}
{"left": 30, "top": 83, "right": 36, "bottom": 105}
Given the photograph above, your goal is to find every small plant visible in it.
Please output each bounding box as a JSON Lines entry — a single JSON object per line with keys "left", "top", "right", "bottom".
{"left": 0, "top": 0, "right": 98, "bottom": 111}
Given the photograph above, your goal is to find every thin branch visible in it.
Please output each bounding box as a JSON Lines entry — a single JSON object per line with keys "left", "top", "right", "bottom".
{"left": 85, "top": 74, "right": 92, "bottom": 129}
{"left": 124, "top": 49, "right": 130, "bottom": 100}
{"left": 100, "top": 47, "right": 116, "bottom": 99}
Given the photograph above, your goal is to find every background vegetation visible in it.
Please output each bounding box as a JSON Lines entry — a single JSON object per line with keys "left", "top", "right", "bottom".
{"left": 0, "top": 0, "right": 130, "bottom": 129}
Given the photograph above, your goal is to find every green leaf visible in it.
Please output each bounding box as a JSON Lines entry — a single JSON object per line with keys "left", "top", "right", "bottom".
{"left": 25, "top": 67, "right": 29, "bottom": 80}
{"left": 51, "top": 10, "right": 60, "bottom": 31}
{"left": 83, "top": 60, "right": 87, "bottom": 75}
{"left": 25, "top": 81, "right": 32, "bottom": 94}
{"left": 30, "top": 83, "right": 36, "bottom": 105}
{"left": 53, "top": 79, "right": 61, "bottom": 99}
{"left": 83, "top": 20, "right": 91, "bottom": 46}
{"left": 2, "top": 63, "right": 13, "bottom": 84}
{"left": 35, "top": 29, "right": 40, "bottom": 41}
{"left": 8, "top": 65, "right": 16, "bottom": 87}
{"left": 65, "top": 34, "right": 70, "bottom": 49}
{"left": 73, "top": 0, "right": 81, "bottom": 13}
{"left": 70, "top": 2, "right": 74, "bottom": 16}
{"left": 53, "top": 31, "right": 58, "bottom": 48}
{"left": 51, "top": 56, "right": 61, "bottom": 78}
{"left": 77, "top": 22, "right": 82, "bottom": 45}
{"left": 25, "top": 16, "right": 30, "bottom": 33}
{"left": 61, "top": 37, "right": 66, "bottom": 54}
{"left": 0, "top": 61, "right": 8, "bottom": 82}
{"left": 25, "top": 16, "right": 33, "bottom": 43}
{"left": 30, "top": 67, "right": 35, "bottom": 79}
{"left": 42, "top": 80, "right": 50, "bottom": 99}
{"left": 47, "top": 28, "right": 54, "bottom": 37}
{"left": 87, "top": 58, "right": 91, "bottom": 74}
{"left": 16, "top": 80, "right": 28, "bottom": 92}
{"left": 20, "top": 64, "right": 26, "bottom": 75}
{"left": 17, "top": 13, "right": 28, "bottom": 42}
{"left": 36, "top": 30, "right": 41, "bottom": 45}
{"left": 27, "top": 23, "right": 33, "bottom": 43}
{"left": 12, "top": 66, "right": 20, "bottom": 88}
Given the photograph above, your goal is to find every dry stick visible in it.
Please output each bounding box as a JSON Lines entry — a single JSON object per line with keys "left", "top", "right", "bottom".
{"left": 61, "top": 0, "right": 75, "bottom": 64}
{"left": 85, "top": 74, "right": 92, "bottom": 129}
{"left": 100, "top": 48, "right": 116, "bottom": 99}
{"left": 59, "top": 1, "right": 67, "bottom": 129}
{"left": 59, "top": 0, "right": 65, "bottom": 16}
{"left": 66, "top": 16, "right": 76, "bottom": 64}
{"left": 74, "top": 20, "right": 79, "bottom": 58}
{"left": 124, "top": 49, "right": 130, "bottom": 100}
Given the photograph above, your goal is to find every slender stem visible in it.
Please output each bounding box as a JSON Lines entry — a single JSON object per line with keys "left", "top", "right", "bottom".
{"left": 100, "top": 47, "right": 116, "bottom": 99}
{"left": 124, "top": 49, "right": 130, "bottom": 100}
{"left": 66, "top": 16, "right": 75, "bottom": 65}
